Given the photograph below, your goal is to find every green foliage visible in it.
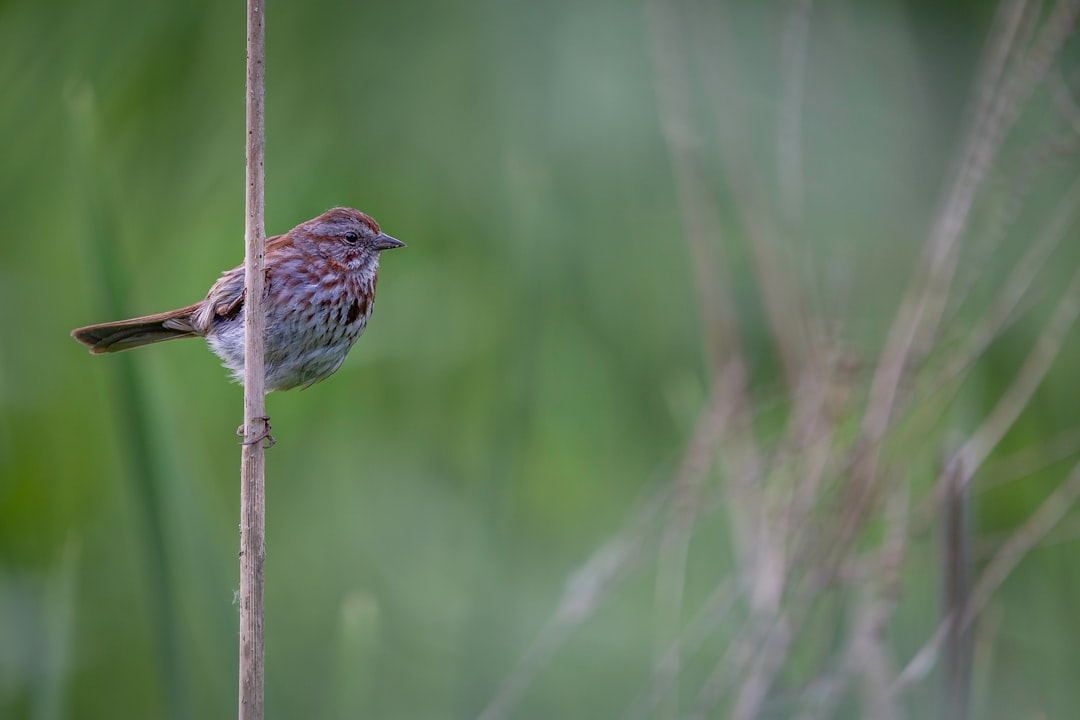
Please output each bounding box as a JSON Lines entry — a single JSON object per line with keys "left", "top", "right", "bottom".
{"left": 1, "top": 0, "right": 1079, "bottom": 718}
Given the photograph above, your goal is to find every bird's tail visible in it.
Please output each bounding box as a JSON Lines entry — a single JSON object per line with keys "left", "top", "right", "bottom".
{"left": 71, "top": 304, "right": 202, "bottom": 354}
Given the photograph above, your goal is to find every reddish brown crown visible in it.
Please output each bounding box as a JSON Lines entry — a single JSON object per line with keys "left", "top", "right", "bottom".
{"left": 317, "top": 207, "right": 381, "bottom": 234}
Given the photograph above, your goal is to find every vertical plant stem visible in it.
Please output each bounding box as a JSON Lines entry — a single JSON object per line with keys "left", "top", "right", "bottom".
{"left": 239, "top": 0, "right": 267, "bottom": 717}
{"left": 942, "top": 458, "right": 972, "bottom": 720}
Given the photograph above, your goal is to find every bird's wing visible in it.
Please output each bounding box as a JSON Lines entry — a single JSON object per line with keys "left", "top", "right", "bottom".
{"left": 209, "top": 266, "right": 247, "bottom": 319}
{"left": 186, "top": 265, "right": 245, "bottom": 334}
{"left": 189, "top": 234, "right": 289, "bottom": 332}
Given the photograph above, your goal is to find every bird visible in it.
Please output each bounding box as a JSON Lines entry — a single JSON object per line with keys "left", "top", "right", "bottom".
{"left": 71, "top": 207, "right": 405, "bottom": 393}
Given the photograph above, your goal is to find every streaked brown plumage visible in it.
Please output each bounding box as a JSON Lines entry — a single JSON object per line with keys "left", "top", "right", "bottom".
{"left": 71, "top": 207, "right": 405, "bottom": 392}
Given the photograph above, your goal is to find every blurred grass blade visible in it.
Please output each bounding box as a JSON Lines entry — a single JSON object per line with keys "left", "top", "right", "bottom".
{"left": 66, "top": 86, "right": 191, "bottom": 720}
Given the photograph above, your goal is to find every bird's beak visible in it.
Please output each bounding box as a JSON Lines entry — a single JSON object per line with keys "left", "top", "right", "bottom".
{"left": 374, "top": 233, "right": 406, "bottom": 251}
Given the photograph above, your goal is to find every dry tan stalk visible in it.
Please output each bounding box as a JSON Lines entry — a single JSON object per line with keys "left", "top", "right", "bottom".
{"left": 238, "top": 0, "right": 267, "bottom": 717}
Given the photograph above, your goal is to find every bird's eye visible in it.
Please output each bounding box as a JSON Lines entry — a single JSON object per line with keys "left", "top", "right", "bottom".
{"left": 343, "top": 231, "right": 359, "bottom": 244}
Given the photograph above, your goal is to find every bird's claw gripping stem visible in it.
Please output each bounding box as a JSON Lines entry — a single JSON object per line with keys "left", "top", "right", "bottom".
{"left": 237, "top": 416, "right": 275, "bottom": 449}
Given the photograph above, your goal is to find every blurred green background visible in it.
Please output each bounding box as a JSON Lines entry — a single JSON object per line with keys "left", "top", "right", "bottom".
{"left": 3, "top": 0, "right": 1080, "bottom": 718}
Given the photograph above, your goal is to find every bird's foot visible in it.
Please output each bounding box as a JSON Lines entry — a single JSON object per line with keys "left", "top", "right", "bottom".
{"left": 237, "top": 416, "right": 275, "bottom": 448}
